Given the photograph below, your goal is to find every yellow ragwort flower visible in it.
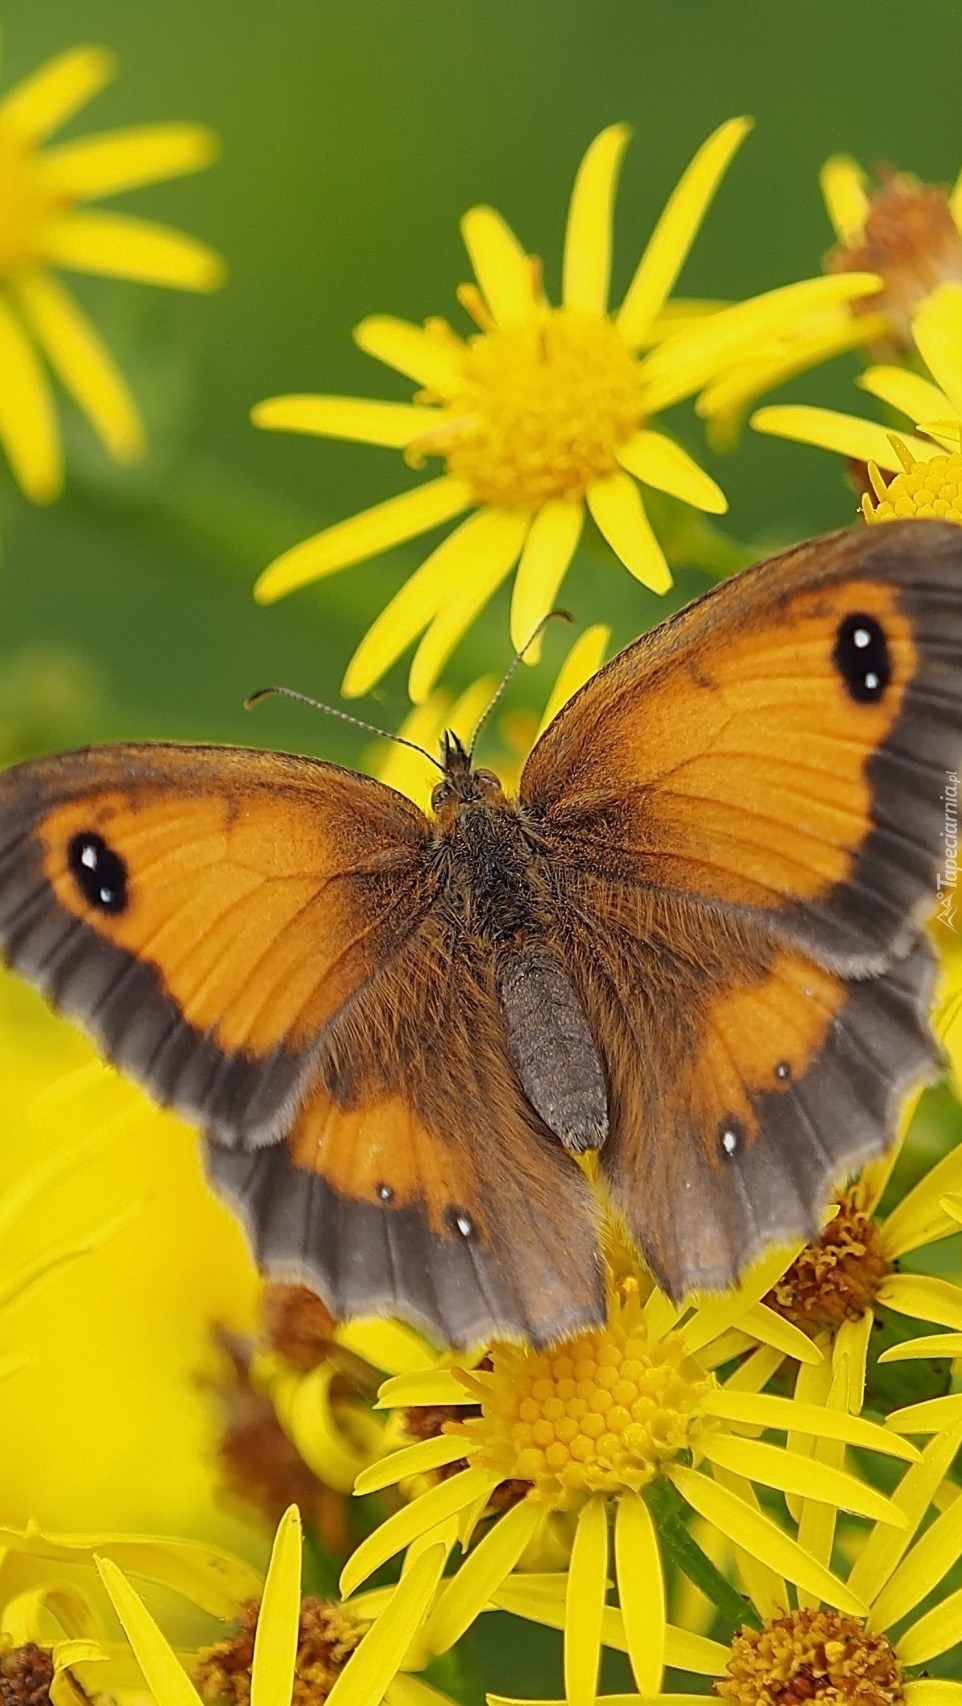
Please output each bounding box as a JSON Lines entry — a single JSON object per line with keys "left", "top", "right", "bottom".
{"left": 252, "top": 119, "right": 872, "bottom": 703}
{"left": 97, "top": 1505, "right": 455, "bottom": 1706}
{"left": 339, "top": 1236, "right": 921, "bottom": 1706}
{"left": 0, "top": 38, "right": 222, "bottom": 501}
{"left": 753, "top": 279, "right": 962, "bottom": 523}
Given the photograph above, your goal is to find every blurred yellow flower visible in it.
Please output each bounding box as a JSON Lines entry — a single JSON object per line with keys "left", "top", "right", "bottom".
{"left": 0, "top": 38, "right": 222, "bottom": 502}
{"left": 753, "top": 279, "right": 962, "bottom": 522}
{"left": 0, "top": 967, "right": 260, "bottom": 1551}
{"left": 253, "top": 119, "right": 873, "bottom": 703}
{"left": 341, "top": 1236, "right": 917, "bottom": 1706}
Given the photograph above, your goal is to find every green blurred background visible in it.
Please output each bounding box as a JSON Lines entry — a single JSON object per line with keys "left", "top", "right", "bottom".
{"left": 4, "top": 0, "right": 962, "bottom": 770}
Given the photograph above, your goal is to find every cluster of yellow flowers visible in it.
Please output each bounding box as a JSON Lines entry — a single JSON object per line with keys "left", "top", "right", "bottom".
{"left": 4, "top": 29, "right": 962, "bottom": 1706}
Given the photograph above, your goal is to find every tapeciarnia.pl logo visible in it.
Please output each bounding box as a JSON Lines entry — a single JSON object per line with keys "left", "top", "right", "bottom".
{"left": 938, "top": 770, "right": 959, "bottom": 932}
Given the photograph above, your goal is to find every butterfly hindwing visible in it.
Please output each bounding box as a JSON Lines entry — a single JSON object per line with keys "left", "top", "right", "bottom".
{"left": 522, "top": 519, "right": 962, "bottom": 1299}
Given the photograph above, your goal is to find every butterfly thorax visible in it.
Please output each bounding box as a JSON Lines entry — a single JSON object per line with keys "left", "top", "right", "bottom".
{"left": 429, "top": 731, "right": 541, "bottom": 944}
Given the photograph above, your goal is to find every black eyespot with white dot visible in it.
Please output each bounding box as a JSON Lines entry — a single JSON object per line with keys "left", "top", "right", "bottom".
{"left": 775, "top": 1060, "right": 791, "bottom": 1082}
{"left": 377, "top": 1183, "right": 394, "bottom": 1202}
{"left": 446, "top": 1206, "right": 476, "bottom": 1239}
{"left": 67, "top": 832, "right": 129, "bottom": 914}
{"left": 718, "top": 1118, "right": 744, "bottom": 1160}
{"left": 833, "top": 613, "right": 890, "bottom": 704}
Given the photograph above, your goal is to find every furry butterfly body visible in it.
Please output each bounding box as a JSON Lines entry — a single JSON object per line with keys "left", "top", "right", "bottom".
{"left": 1, "top": 519, "right": 961, "bottom": 1347}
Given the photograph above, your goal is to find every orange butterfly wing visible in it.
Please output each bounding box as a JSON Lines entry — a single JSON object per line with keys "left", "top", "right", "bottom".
{"left": 0, "top": 743, "right": 602, "bottom": 1345}
{"left": 522, "top": 520, "right": 962, "bottom": 1297}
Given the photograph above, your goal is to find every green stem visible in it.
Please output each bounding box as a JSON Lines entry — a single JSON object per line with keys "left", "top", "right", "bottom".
{"left": 645, "top": 1476, "right": 762, "bottom": 1633}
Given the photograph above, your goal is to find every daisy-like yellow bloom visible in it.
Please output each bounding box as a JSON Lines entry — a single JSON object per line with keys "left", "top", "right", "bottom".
{"left": 372, "top": 621, "right": 611, "bottom": 810}
{"left": 253, "top": 117, "right": 878, "bottom": 703}
{"left": 0, "top": 966, "right": 260, "bottom": 1549}
{"left": 335, "top": 1231, "right": 922, "bottom": 1706}
{"left": 96, "top": 1505, "right": 455, "bottom": 1706}
{"left": 490, "top": 1416, "right": 962, "bottom": 1706}
{"left": 0, "top": 38, "right": 222, "bottom": 502}
{"left": 752, "top": 279, "right": 962, "bottom": 520}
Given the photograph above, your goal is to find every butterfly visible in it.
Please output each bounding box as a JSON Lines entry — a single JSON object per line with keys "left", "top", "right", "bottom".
{"left": 1, "top": 518, "right": 960, "bottom": 1350}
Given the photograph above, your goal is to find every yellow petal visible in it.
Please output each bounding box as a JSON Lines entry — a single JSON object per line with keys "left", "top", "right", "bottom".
{"left": 461, "top": 207, "right": 536, "bottom": 328}
{"left": 849, "top": 1422, "right": 962, "bottom": 1608}
{"left": 44, "top": 211, "right": 224, "bottom": 291}
{"left": 425, "top": 1497, "right": 542, "bottom": 1654}
{"left": 750, "top": 404, "right": 939, "bottom": 471}
{"left": 587, "top": 471, "right": 671, "bottom": 593}
{"left": 617, "top": 117, "right": 753, "bottom": 350}
{"left": 0, "top": 291, "right": 61, "bottom": 500}
{"left": 738, "top": 1302, "right": 823, "bottom": 1366}
{"left": 7, "top": 1525, "right": 261, "bottom": 1618}
{"left": 339, "top": 1466, "right": 499, "bottom": 1599}
{"left": 706, "top": 1465, "right": 787, "bottom": 1622}
{"left": 858, "top": 364, "right": 952, "bottom": 425}
{"left": 913, "top": 283, "right": 962, "bottom": 416}
{"left": 904, "top": 1683, "right": 962, "bottom": 1706}
{"left": 682, "top": 1239, "right": 809, "bottom": 1355}
{"left": 879, "top": 1142, "right": 962, "bottom": 1258}
{"left": 15, "top": 270, "right": 143, "bottom": 461}
{"left": 668, "top": 1466, "right": 867, "bottom": 1614}
{"left": 355, "top": 1434, "right": 471, "bottom": 1497}
{"left": 699, "top": 1435, "right": 906, "bottom": 1527}
{"left": 40, "top": 125, "right": 219, "bottom": 200}
{"left": 329, "top": 1546, "right": 446, "bottom": 1706}
{"left": 886, "top": 1394, "right": 962, "bottom": 1434}
{"left": 336, "top": 1317, "right": 435, "bottom": 1376}
{"left": 374, "top": 1370, "right": 472, "bottom": 1411}
{"left": 488, "top": 1577, "right": 729, "bottom": 1675}
{"left": 251, "top": 1507, "right": 302, "bottom": 1706}
{"left": 617, "top": 428, "right": 727, "bottom": 513}
{"left": 341, "top": 503, "right": 493, "bottom": 694}
{"left": 564, "top": 1497, "right": 608, "bottom": 1706}
{"left": 408, "top": 507, "right": 530, "bottom": 702}
{"left": 258, "top": 474, "right": 471, "bottom": 605}
{"left": 877, "top": 1272, "right": 962, "bottom": 1331}
{"left": 252, "top": 394, "right": 431, "bottom": 447}
{"left": 819, "top": 155, "right": 869, "bottom": 245}
{"left": 278, "top": 1363, "right": 368, "bottom": 1493}
{"left": 897, "top": 1584, "right": 962, "bottom": 1667}
{"left": 834, "top": 1311, "right": 872, "bottom": 1415}
{"left": 879, "top": 1332, "right": 962, "bottom": 1363}
{"left": 701, "top": 1390, "right": 918, "bottom": 1462}
{"left": 795, "top": 1358, "right": 848, "bottom": 1611}
{"left": 535, "top": 623, "right": 610, "bottom": 738}
{"left": 615, "top": 1492, "right": 664, "bottom": 1698}
{"left": 509, "top": 496, "right": 584, "bottom": 656}
{"left": 870, "top": 1482, "right": 962, "bottom": 1633}
{"left": 95, "top": 1558, "right": 200, "bottom": 1706}
{"left": 642, "top": 273, "right": 882, "bottom": 412}
{"left": 0, "top": 46, "right": 115, "bottom": 141}
{"left": 951, "top": 163, "right": 962, "bottom": 235}
{"left": 562, "top": 125, "right": 631, "bottom": 317}
{"left": 354, "top": 316, "right": 464, "bottom": 395}
{"left": 697, "top": 311, "right": 886, "bottom": 443}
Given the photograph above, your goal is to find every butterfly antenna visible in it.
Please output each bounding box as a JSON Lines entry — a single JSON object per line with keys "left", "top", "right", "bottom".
{"left": 245, "top": 685, "right": 444, "bottom": 772}
{"left": 467, "top": 610, "right": 574, "bottom": 759}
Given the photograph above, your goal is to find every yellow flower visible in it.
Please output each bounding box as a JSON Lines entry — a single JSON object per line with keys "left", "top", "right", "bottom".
{"left": 252, "top": 119, "right": 868, "bottom": 703}
{"left": 0, "top": 38, "right": 222, "bottom": 502}
{"left": 489, "top": 1419, "right": 962, "bottom": 1705}
{"left": 371, "top": 621, "right": 610, "bottom": 811}
{"left": 0, "top": 967, "right": 260, "bottom": 1550}
{"left": 753, "top": 279, "right": 962, "bottom": 520}
{"left": 822, "top": 155, "right": 962, "bottom": 351}
{"left": 338, "top": 1240, "right": 920, "bottom": 1706}
{"left": 97, "top": 1506, "right": 455, "bottom": 1706}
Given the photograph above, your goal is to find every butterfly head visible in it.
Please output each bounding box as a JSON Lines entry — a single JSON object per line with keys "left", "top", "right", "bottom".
{"left": 430, "top": 730, "right": 506, "bottom": 824}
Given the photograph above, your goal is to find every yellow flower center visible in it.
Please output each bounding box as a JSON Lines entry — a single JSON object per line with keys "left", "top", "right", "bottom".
{"left": 716, "top": 1608, "right": 903, "bottom": 1706}
{"left": 763, "top": 1190, "right": 891, "bottom": 1338}
{"left": 863, "top": 446, "right": 962, "bottom": 525}
{"left": 432, "top": 308, "right": 642, "bottom": 508}
{"left": 454, "top": 1295, "right": 710, "bottom": 1498}
{"left": 0, "top": 127, "right": 64, "bottom": 276}
{"left": 194, "top": 1597, "right": 363, "bottom": 1706}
